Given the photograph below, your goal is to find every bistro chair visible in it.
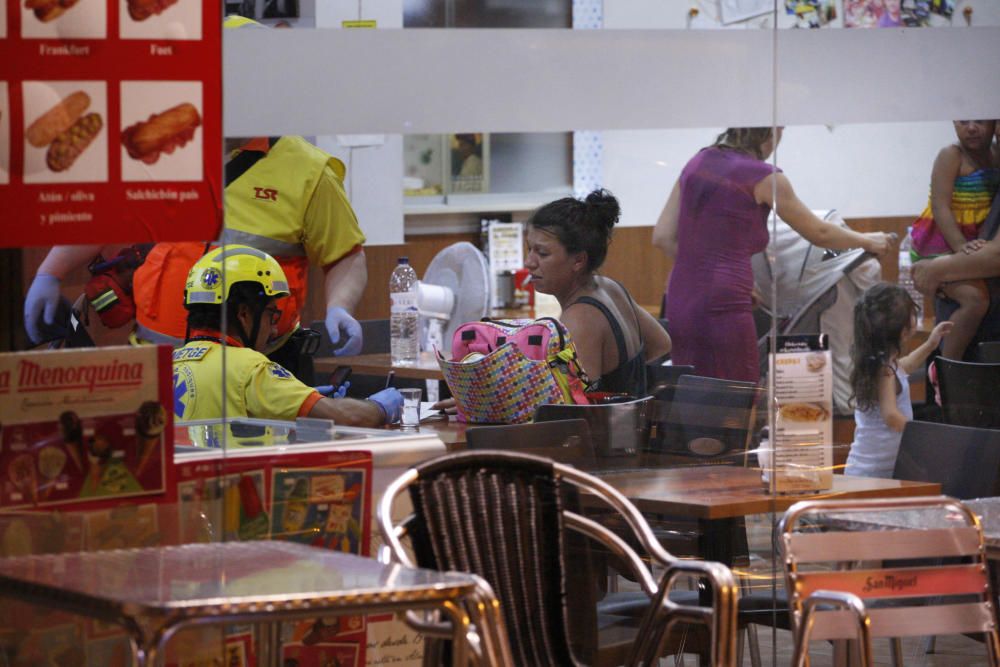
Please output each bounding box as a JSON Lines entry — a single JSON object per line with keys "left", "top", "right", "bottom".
{"left": 466, "top": 418, "right": 598, "bottom": 469}
{"left": 975, "top": 341, "right": 1000, "bottom": 363}
{"left": 646, "top": 375, "right": 761, "bottom": 465}
{"left": 378, "top": 450, "right": 739, "bottom": 667}
{"left": 935, "top": 357, "right": 1000, "bottom": 429}
{"left": 780, "top": 496, "right": 1000, "bottom": 667}
{"left": 644, "top": 363, "right": 695, "bottom": 405}
{"left": 894, "top": 420, "right": 1000, "bottom": 499}
{"left": 534, "top": 396, "right": 653, "bottom": 469}
{"left": 974, "top": 340, "right": 1000, "bottom": 364}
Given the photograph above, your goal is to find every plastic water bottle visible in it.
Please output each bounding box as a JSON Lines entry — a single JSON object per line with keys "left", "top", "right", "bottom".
{"left": 390, "top": 257, "right": 419, "bottom": 366}
{"left": 897, "top": 229, "right": 923, "bottom": 319}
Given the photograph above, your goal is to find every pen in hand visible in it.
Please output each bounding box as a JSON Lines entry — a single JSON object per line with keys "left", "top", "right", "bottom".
{"left": 385, "top": 370, "right": 395, "bottom": 389}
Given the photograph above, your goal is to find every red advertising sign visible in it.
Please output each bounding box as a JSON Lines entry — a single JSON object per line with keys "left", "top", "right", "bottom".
{"left": 0, "top": 344, "right": 174, "bottom": 510}
{"left": 0, "top": 0, "right": 222, "bottom": 246}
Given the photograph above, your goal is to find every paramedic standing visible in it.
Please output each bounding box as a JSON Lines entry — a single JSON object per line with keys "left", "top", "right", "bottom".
{"left": 172, "top": 245, "right": 400, "bottom": 426}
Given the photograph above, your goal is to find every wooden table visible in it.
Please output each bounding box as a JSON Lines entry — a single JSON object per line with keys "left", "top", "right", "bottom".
{"left": 594, "top": 465, "right": 940, "bottom": 521}
{"left": 315, "top": 352, "right": 444, "bottom": 381}
{"left": 593, "top": 465, "right": 940, "bottom": 568}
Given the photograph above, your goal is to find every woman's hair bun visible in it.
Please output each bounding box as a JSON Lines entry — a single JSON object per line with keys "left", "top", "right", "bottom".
{"left": 584, "top": 188, "right": 621, "bottom": 230}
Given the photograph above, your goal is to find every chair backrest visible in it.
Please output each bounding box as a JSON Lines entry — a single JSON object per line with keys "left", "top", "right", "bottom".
{"left": 935, "top": 357, "right": 1000, "bottom": 428}
{"left": 379, "top": 450, "right": 739, "bottom": 667}
{"left": 466, "top": 418, "right": 598, "bottom": 469}
{"left": 780, "top": 496, "right": 1000, "bottom": 667}
{"left": 645, "top": 363, "right": 695, "bottom": 403}
{"left": 894, "top": 420, "right": 1000, "bottom": 498}
{"left": 975, "top": 341, "right": 1000, "bottom": 363}
{"left": 533, "top": 396, "right": 652, "bottom": 467}
{"left": 648, "top": 375, "right": 761, "bottom": 461}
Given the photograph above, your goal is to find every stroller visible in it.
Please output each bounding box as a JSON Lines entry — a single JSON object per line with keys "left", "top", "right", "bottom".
{"left": 752, "top": 210, "right": 883, "bottom": 416}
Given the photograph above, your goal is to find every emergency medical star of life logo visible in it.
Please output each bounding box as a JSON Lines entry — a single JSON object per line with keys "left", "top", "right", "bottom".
{"left": 173, "top": 368, "right": 196, "bottom": 418}
{"left": 268, "top": 363, "right": 293, "bottom": 379}
{"left": 201, "top": 268, "right": 221, "bottom": 289}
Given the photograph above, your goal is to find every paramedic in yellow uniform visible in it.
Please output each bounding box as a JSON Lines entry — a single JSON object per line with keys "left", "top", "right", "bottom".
{"left": 172, "top": 245, "right": 401, "bottom": 427}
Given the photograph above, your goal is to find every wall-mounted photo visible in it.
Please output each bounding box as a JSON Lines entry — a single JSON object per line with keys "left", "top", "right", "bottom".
{"left": 449, "top": 132, "right": 489, "bottom": 194}
{"left": 403, "top": 134, "right": 446, "bottom": 197}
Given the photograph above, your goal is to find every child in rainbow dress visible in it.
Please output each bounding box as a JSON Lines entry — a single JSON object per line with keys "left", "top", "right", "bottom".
{"left": 910, "top": 120, "right": 999, "bottom": 360}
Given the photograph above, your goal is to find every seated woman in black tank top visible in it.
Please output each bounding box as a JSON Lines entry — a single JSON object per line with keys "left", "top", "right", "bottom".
{"left": 525, "top": 189, "right": 672, "bottom": 397}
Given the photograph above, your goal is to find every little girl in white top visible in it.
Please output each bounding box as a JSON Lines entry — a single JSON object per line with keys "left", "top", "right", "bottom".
{"left": 845, "top": 283, "right": 952, "bottom": 478}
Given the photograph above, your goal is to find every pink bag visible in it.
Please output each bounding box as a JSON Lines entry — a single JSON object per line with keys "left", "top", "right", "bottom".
{"left": 438, "top": 318, "right": 590, "bottom": 424}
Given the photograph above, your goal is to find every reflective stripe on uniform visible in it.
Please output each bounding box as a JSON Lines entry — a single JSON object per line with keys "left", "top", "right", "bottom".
{"left": 187, "top": 292, "right": 218, "bottom": 303}
{"left": 134, "top": 322, "right": 184, "bottom": 347}
{"left": 90, "top": 290, "right": 119, "bottom": 312}
{"left": 213, "top": 245, "right": 269, "bottom": 262}
{"left": 221, "top": 228, "right": 306, "bottom": 257}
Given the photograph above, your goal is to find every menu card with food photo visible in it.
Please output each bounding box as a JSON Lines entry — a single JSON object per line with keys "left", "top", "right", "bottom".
{"left": 2, "top": 0, "right": 221, "bottom": 245}
{"left": 768, "top": 334, "right": 833, "bottom": 493}
{"left": 0, "top": 345, "right": 173, "bottom": 510}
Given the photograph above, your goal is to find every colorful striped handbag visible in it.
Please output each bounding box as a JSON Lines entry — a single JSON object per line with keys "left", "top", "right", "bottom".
{"left": 437, "top": 318, "right": 590, "bottom": 424}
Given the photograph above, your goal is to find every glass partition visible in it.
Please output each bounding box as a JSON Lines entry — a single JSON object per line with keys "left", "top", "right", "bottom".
{"left": 9, "top": 1, "right": 1000, "bottom": 665}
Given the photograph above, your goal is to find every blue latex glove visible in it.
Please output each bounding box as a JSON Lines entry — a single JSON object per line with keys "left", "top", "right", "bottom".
{"left": 315, "top": 381, "right": 351, "bottom": 399}
{"left": 325, "top": 306, "right": 363, "bottom": 357}
{"left": 367, "top": 387, "right": 404, "bottom": 425}
{"left": 24, "top": 273, "right": 71, "bottom": 344}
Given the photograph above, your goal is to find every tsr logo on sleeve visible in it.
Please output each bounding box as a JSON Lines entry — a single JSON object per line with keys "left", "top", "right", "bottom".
{"left": 253, "top": 187, "right": 279, "bottom": 202}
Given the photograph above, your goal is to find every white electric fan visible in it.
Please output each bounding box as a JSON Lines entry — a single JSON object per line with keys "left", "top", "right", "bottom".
{"left": 418, "top": 242, "right": 491, "bottom": 357}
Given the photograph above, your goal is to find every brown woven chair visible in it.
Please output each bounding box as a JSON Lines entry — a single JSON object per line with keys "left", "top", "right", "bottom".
{"left": 378, "top": 450, "right": 739, "bottom": 667}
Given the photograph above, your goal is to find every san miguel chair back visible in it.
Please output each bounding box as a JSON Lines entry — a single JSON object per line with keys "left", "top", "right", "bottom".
{"left": 893, "top": 420, "right": 1000, "bottom": 499}
{"left": 466, "top": 418, "right": 598, "bottom": 469}
{"left": 935, "top": 357, "right": 1000, "bottom": 429}
{"left": 779, "top": 496, "right": 1000, "bottom": 667}
{"left": 378, "top": 450, "right": 739, "bottom": 667}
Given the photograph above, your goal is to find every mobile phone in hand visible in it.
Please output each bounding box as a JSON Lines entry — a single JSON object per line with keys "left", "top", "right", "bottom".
{"left": 329, "top": 366, "right": 352, "bottom": 388}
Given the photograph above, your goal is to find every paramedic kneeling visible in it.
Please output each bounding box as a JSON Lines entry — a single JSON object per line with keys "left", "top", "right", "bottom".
{"left": 172, "top": 245, "right": 401, "bottom": 427}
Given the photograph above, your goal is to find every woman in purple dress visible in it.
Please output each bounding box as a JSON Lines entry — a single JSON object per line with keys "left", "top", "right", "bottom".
{"left": 652, "top": 127, "right": 891, "bottom": 383}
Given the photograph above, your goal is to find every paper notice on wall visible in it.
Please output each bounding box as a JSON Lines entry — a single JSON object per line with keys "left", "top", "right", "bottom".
{"left": 485, "top": 220, "right": 524, "bottom": 309}
{"left": 768, "top": 334, "right": 833, "bottom": 493}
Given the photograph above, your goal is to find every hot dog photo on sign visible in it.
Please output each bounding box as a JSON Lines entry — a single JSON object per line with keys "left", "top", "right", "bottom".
{"left": 20, "top": 0, "right": 106, "bottom": 39}
{"left": 22, "top": 81, "right": 108, "bottom": 184}
{"left": 118, "top": 0, "right": 202, "bottom": 41}
{"left": 120, "top": 81, "right": 203, "bottom": 182}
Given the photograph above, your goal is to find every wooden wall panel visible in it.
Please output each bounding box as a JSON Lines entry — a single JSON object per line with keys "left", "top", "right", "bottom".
{"left": 309, "top": 226, "right": 673, "bottom": 323}
{"left": 15, "top": 215, "right": 918, "bottom": 340}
